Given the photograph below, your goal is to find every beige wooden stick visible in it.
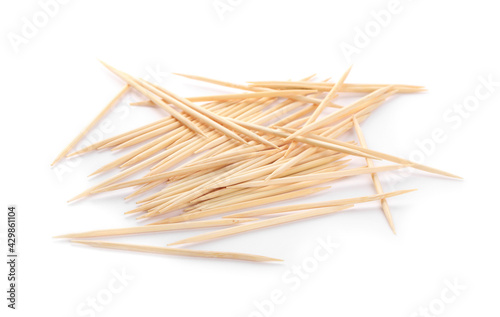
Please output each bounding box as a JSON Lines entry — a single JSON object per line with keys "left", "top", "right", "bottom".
{"left": 173, "top": 73, "right": 326, "bottom": 105}
{"left": 118, "top": 127, "right": 188, "bottom": 169}
{"left": 130, "top": 92, "right": 318, "bottom": 109}
{"left": 232, "top": 164, "right": 412, "bottom": 188}
{"left": 125, "top": 170, "right": 233, "bottom": 215}
{"left": 266, "top": 108, "right": 359, "bottom": 182}
{"left": 111, "top": 122, "right": 181, "bottom": 151}
{"left": 191, "top": 156, "right": 346, "bottom": 206}
{"left": 266, "top": 143, "right": 325, "bottom": 182}
{"left": 227, "top": 119, "right": 379, "bottom": 160}
{"left": 55, "top": 218, "right": 255, "bottom": 239}
{"left": 138, "top": 151, "right": 291, "bottom": 217}
{"left": 285, "top": 86, "right": 393, "bottom": 140}
{"left": 191, "top": 154, "right": 336, "bottom": 207}
{"left": 175, "top": 73, "right": 263, "bottom": 91}
{"left": 248, "top": 81, "right": 425, "bottom": 93}
{"left": 307, "top": 66, "right": 352, "bottom": 125}
{"left": 103, "top": 118, "right": 178, "bottom": 149}
{"left": 168, "top": 205, "right": 353, "bottom": 246}
{"left": 208, "top": 155, "right": 348, "bottom": 189}
{"left": 151, "top": 186, "right": 330, "bottom": 224}
{"left": 227, "top": 189, "right": 415, "bottom": 218}
{"left": 51, "top": 85, "right": 129, "bottom": 165}
{"left": 146, "top": 80, "right": 279, "bottom": 149}
{"left": 138, "top": 79, "right": 254, "bottom": 145}
{"left": 191, "top": 164, "right": 348, "bottom": 212}
{"left": 72, "top": 240, "right": 281, "bottom": 262}
{"left": 136, "top": 106, "right": 341, "bottom": 206}
{"left": 88, "top": 129, "right": 181, "bottom": 176}
{"left": 191, "top": 155, "right": 347, "bottom": 206}
{"left": 135, "top": 151, "right": 276, "bottom": 205}
{"left": 191, "top": 156, "right": 346, "bottom": 203}
{"left": 129, "top": 100, "right": 157, "bottom": 107}
{"left": 67, "top": 117, "right": 173, "bottom": 157}
{"left": 284, "top": 74, "right": 347, "bottom": 156}
{"left": 130, "top": 138, "right": 212, "bottom": 196}
{"left": 268, "top": 104, "right": 316, "bottom": 128}
{"left": 134, "top": 154, "right": 279, "bottom": 213}
{"left": 352, "top": 117, "right": 396, "bottom": 233}
{"left": 92, "top": 152, "right": 263, "bottom": 193}
{"left": 191, "top": 145, "right": 275, "bottom": 166}
{"left": 100, "top": 61, "right": 207, "bottom": 137}
{"left": 186, "top": 89, "right": 317, "bottom": 102}
{"left": 279, "top": 126, "right": 462, "bottom": 179}
{"left": 135, "top": 144, "right": 279, "bottom": 204}
{"left": 67, "top": 131, "right": 199, "bottom": 202}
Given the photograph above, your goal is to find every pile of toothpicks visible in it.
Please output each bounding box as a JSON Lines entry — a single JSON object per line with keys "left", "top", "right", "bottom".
{"left": 53, "top": 63, "right": 460, "bottom": 262}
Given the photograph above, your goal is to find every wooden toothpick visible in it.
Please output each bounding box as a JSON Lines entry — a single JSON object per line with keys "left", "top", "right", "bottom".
{"left": 186, "top": 89, "right": 317, "bottom": 102}
{"left": 55, "top": 218, "right": 255, "bottom": 239}
{"left": 72, "top": 240, "right": 281, "bottom": 262}
{"left": 352, "top": 117, "right": 397, "bottom": 234}
{"left": 231, "top": 164, "right": 412, "bottom": 187}
{"left": 51, "top": 85, "right": 129, "bottom": 165}
{"left": 100, "top": 61, "right": 207, "bottom": 137}
{"left": 227, "top": 189, "right": 416, "bottom": 218}
{"left": 168, "top": 205, "right": 354, "bottom": 246}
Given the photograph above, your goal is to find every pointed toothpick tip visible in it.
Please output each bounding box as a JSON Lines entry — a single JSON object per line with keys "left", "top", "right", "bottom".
{"left": 98, "top": 59, "right": 108, "bottom": 67}
{"left": 87, "top": 170, "right": 101, "bottom": 177}
{"left": 167, "top": 241, "right": 182, "bottom": 246}
{"left": 390, "top": 226, "right": 397, "bottom": 235}
{"left": 67, "top": 190, "right": 90, "bottom": 203}
{"left": 172, "top": 72, "right": 189, "bottom": 78}
{"left": 53, "top": 234, "right": 70, "bottom": 239}
{"left": 71, "top": 239, "right": 90, "bottom": 245}
{"left": 404, "top": 188, "right": 418, "bottom": 194}
{"left": 269, "top": 258, "right": 284, "bottom": 262}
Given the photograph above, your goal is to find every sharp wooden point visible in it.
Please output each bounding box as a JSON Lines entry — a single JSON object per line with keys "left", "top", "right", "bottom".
{"left": 167, "top": 241, "right": 184, "bottom": 246}
{"left": 88, "top": 170, "right": 101, "bottom": 177}
{"left": 67, "top": 190, "right": 90, "bottom": 203}
{"left": 172, "top": 72, "right": 189, "bottom": 78}
{"left": 390, "top": 224, "right": 397, "bottom": 235}
{"left": 71, "top": 239, "right": 282, "bottom": 262}
{"left": 71, "top": 239, "right": 92, "bottom": 245}
{"left": 53, "top": 234, "right": 70, "bottom": 239}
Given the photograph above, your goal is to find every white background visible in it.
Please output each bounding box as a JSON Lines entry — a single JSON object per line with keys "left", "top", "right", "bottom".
{"left": 1, "top": 0, "right": 499, "bottom": 316}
